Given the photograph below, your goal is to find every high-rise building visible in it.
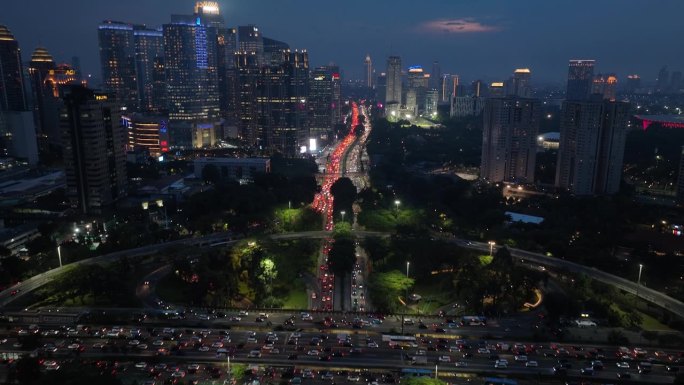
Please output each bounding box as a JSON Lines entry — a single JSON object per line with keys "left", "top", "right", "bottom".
{"left": 376, "top": 72, "right": 386, "bottom": 105}
{"left": 61, "top": 86, "right": 127, "bottom": 214}
{"left": 626, "top": 74, "right": 641, "bottom": 93}
{"left": 218, "top": 27, "right": 237, "bottom": 123}
{"left": 656, "top": 66, "right": 669, "bottom": 93}
{"left": 163, "top": 14, "right": 220, "bottom": 146}
{"left": 98, "top": 21, "right": 138, "bottom": 110}
{"left": 385, "top": 56, "right": 402, "bottom": 111}
{"left": 238, "top": 25, "right": 264, "bottom": 65}
{"left": 472, "top": 80, "right": 483, "bottom": 97}
{"left": 123, "top": 113, "right": 170, "bottom": 157}
{"left": 480, "top": 97, "right": 540, "bottom": 183}
{"left": 489, "top": 82, "right": 505, "bottom": 97}
{"left": 508, "top": 68, "right": 532, "bottom": 97}
{"left": 0, "top": 25, "right": 27, "bottom": 112}
{"left": 309, "top": 66, "right": 339, "bottom": 142}
{"left": 591, "top": 73, "right": 618, "bottom": 101}
{"left": 425, "top": 89, "right": 438, "bottom": 117}
{"left": 133, "top": 26, "right": 164, "bottom": 112}
{"left": 406, "top": 66, "right": 429, "bottom": 114}
{"left": 555, "top": 99, "right": 630, "bottom": 195}
{"left": 235, "top": 50, "right": 261, "bottom": 146}
{"left": 28, "top": 47, "right": 56, "bottom": 155}
{"left": 677, "top": 146, "right": 684, "bottom": 205}
{"left": 263, "top": 37, "right": 289, "bottom": 66}
{"left": 430, "top": 61, "right": 441, "bottom": 90}
{"left": 364, "top": 54, "right": 372, "bottom": 88}
{"left": 450, "top": 96, "right": 485, "bottom": 118}
{"left": 566, "top": 60, "right": 595, "bottom": 100}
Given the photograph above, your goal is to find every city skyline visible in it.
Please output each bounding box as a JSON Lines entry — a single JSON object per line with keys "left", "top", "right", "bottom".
{"left": 3, "top": 0, "right": 684, "bottom": 85}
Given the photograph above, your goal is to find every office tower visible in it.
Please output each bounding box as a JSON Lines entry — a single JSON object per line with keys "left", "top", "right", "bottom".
{"left": 364, "top": 54, "right": 372, "bottom": 88}
{"left": 236, "top": 51, "right": 261, "bottom": 145}
{"left": 508, "top": 68, "right": 532, "bottom": 97}
{"left": 163, "top": 14, "right": 220, "bottom": 147}
{"left": 238, "top": 25, "right": 264, "bottom": 65}
{"left": 0, "top": 25, "right": 27, "bottom": 111}
{"left": 591, "top": 73, "right": 617, "bottom": 101}
{"left": 256, "top": 50, "right": 308, "bottom": 156}
{"left": 309, "top": 66, "right": 338, "bottom": 141}
{"left": 133, "top": 26, "right": 164, "bottom": 112}
{"left": 626, "top": 75, "right": 641, "bottom": 93}
{"left": 385, "top": 56, "right": 402, "bottom": 111}
{"left": 472, "top": 80, "right": 483, "bottom": 97}
{"left": 98, "top": 21, "right": 138, "bottom": 110}
{"left": 566, "top": 59, "right": 595, "bottom": 100}
{"left": 480, "top": 97, "right": 540, "bottom": 183}
{"left": 450, "top": 75, "right": 459, "bottom": 98}
{"left": 406, "top": 66, "right": 429, "bottom": 114}
{"left": 122, "top": 113, "right": 169, "bottom": 157}
{"left": 61, "top": 86, "right": 127, "bottom": 214}
{"left": 430, "top": 61, "right": 441, "bottom": 90}
{"left": 440, "top": 74, "right": 450, "bottom": 102}
{"left": 330, "top": 66, "right": 341, "bottom": 124}
{"left": 28, "top": 47, "right": 58, "bottom": 156}
{"left": 671, "top": 71, "right": 682, "bottom": 93}
{"left": 656, "top": 66, "right": 669, "bottom": 93}
{"left": 218, "top": 27, "right": 237, "bottom": 124}
{"left": 678, "top": 146, "right": 684, "bottom": 204}
{"left": 425, "top": 90, "right": 438, "bottom": 117}
{"left": 450, "top": 96, "right": 485, "bottom": 118}
{"left": 151, "top": 57, "right": 167, "bottom": 113}
{"left": 375, "top": 72, "right": 386, "bottom": 104}
{"left": 489, "top": 82, "right": 505, "bottom": 97}
{"left": 263, "top": 37, "right": 290, "bottom": 66}
{"left": 556, "top": 99, "right": 630, "bottom": 195}
{"left": 0, "top": 25, "right": 37, "bottom": 164}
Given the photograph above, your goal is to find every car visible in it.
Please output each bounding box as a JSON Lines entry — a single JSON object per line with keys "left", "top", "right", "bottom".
{"left": 454, "top": 361, "right": 468, "bottom": 367}
{"left": 347, "top": 374, "right": 361, "bottom": 381}
{"left": 135, "top": 362, "right": 147, "bottom": 369}
{"left": 591, "top": 360, "right": 603, "bottom": 370}
{"left": 514, "top": 355, "right": 528, "bottom": 362}
{"left": 616, "top": 362, "right": 630, "bottom": 369}
{"left": 321, "top": 372, "right": 334, "bottom": 381}
{"left": 580, "top": 367, "right": 594, "bottom": 376}
{"left": 238, "top": 311, "right": 249, "bottom": 316}
{"left": 187, "top": 364, "right": 200, "bottom": 373}
{"left": 494, "top": 360, "right": 507, "bottom": 369}
{"left": 526, "top": 361, "right": 538, "bottom": 367}
{"left": 248, "top": 350, "right": 261, "bottom": 358}
{"left": 307, "top": 349, "right": 320, "bottom": 356}
{"left": 438, "top": 356, "right": 451, "bottom": 363}
{"left": 290, "top": 378, "right": 302, "bottom": 385}
{"left": 477, "top": 348, "right": 490, "bottom": 354}
{"left": 171, "top": 371, "right": 186, "bottom": 378}
{"left": 415, "top": 349, "right": 426, "bottom": 356}
{"left": 617, "top": 372, "right": 631, "bottom": 379}
{"left": 198, "top": 346, "right": 210, "bottom": 352}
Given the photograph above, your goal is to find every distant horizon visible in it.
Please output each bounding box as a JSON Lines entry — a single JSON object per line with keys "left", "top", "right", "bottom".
{"left": 3, "top": 0, "right": 683, "bottom": 86}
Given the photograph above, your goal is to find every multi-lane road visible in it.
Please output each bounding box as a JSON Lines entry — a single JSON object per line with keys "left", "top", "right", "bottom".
{"left": 0, "top": 312, "right": 680, "bottom": 384}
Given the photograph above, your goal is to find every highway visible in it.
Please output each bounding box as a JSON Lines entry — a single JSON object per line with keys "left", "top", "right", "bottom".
{"left": 0, "top": 314, "right": 679, "bottom": 384}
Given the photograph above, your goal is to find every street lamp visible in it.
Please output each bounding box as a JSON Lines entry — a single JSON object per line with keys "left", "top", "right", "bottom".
{"left": 394, "top": 200, "right": 401, "bottom": 211}
{"left": 142, "top": 199, "right": 169, "bottom": 229}
{"left": 406, "top": 261, "right": 410, "bottom": 278}
{"left": 340, "top": 210, "right": 346, "bottom": 222}
{"left": 488, "top": 241, "right": 496, "bottom": 257}
{"left": 57, "top": 245, "right": 62, "bottom": 268}
{"left": 636, "top": 263, "right": 644, "bottom": 299}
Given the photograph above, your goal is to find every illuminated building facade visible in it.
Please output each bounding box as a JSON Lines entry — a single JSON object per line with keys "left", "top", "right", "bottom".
{"left": 133, "top": 27, "right": 165, "bottom": 112}
{"left": 238, "top": 25, "right": 264, "bottom": 66}
{"left": 375, "top": 72, "right": 386, "bottom": 105}
{"left": 98, "top": 21, "right": 138, "bottom": 110}
{"left": 406, "top": 66, "right": 428, "bottom": 114}
{"left": 556, "top": 99, "right": 629, "bottom": 195}
{"left": 591, "top": 73, "right": 618, "bottom": 101}
{"left": 385, "top": 56, "right": 402, "bottom": 112}
{"left": 309, "top": 66, "right": 338, "bottom": 142}
{"left": 0, "top": 25, "right": 27, "bottom": 111}
{"left": 364, "top": 54, "right": 373, "bottom": 88}
{"left": 489, "top": 82, "right": 505, "bottom": 97}
{"left": 450, "top": 96, "right": 485, "bottom": 118}
{"left": 236, "top": 51, "right": 261, "bottom": 146}
{"left": 28, "top": 47, "right": 56, "bottom": 154}
{"left": 508, "top": 68, "right": 532, "bottom": 98}
{"left": 566, "top": 59, "right": 595, "bottom": 101}
{"left": 626, "top": 74, "right": 641, "bottom": 93}
{"left": 481, "top": 97, "right": 540, "bottom": 183}
{"left": 60, "top": 86, "right": 127, "bottom": 214}
{"left": 123, "top": 114, "right": 170, "bottom": 157}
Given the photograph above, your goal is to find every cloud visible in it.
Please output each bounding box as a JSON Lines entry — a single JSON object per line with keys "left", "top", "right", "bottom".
{"left": 420, "top": 18, "right": 501, "bottom": 34}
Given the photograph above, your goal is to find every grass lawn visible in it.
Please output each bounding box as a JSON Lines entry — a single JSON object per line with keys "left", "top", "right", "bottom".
{"left": 408, "top": 279, "right": 454, "bottom": 315}
{"left": 638, "top": 310, "right": 673, "bottom": 332}
{"left": 282, "top": 283, "right": 308, "bottom": 309}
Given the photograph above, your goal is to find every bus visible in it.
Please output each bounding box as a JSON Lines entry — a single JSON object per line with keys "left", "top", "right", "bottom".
{"left": 382, "top": 335, "right": 417, "bottom": 349}
{"left": 400, "top": 368, "right": 432, "bottom": 378}
{"left": 483, "top": 378, "right": 517, "bottom": 385}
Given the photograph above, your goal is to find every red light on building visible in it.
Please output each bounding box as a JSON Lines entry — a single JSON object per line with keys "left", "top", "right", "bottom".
{"left": 332, "top": 73, "right": 340, "bottom": 80}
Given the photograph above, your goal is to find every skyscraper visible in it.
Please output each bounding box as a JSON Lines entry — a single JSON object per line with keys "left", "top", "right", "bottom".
{"left": 163, "top": 14, "right": 221, "bottom": 146}
{"left": 238, "top": 25, "right": 264, "bottom": 66}
{"left": 364, "top": 54, "right": 372, "bottom": 89}
{"left": 591, "top": 73, "right": 618, "bottom": 101}
{"left": 133, "top": 26, "right": 164, "bottom": 112}
{"left": 309, "top": 66, "right": 337, "bottom": 142}
{"left": 61, "top": 86, "right": 127, "bottom": 214}
{"left": 656, "top": 66, "right": 669, "bottom": 93}
{"left": 508, "top": 68, "right": 532, "bottom": 98}
{"left": 28, "top": 47, "right": 57, "bottom": 155}
{"left": 263, "top": 37, "right": 290, "bottom": 66}
{"left": 556, "top": 99, "right": 630, "bottom": 195}
{"left": 98, "top": 21, "right": 138, "bottom": 110}
{"left": 626, "top": 74, "right": 641, "bottom": 93}
{"left": 0, "top": 25, "right": 27, "bottom": 111}
{"left": 235, "top": 50, "right": 261, "bottom": 145}
{"left": 430, "top": 61, "right": 441, "bottom": 90}
{"left": 566, "top": 60, "right": 595, "bottom": 100}
{"left": 0, "top": 25, "right": 37, "bottom": 164}
{"left": 480, "top": 97, "right": 540, "bottom": 183}
{"left": 385, "top": 56, "right": 402, "bottom": 111}
{"left": 376, "top": 72, "right": 386, "bottom": 105}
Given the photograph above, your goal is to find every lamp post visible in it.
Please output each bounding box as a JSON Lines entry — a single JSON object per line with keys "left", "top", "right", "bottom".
{"left": 488, "top": 241, "right": 496, "bottom": 257}
{"left": 340, "top": 210, "right": 346, "bottom": 222}
{"left": 142, "top": 199, "right": 169, "bottom": 229}
{"left": 636, "top": 264, "right": 644, "bottom": 299}
{"left": 394, "top": 200, "right": 400, "bottom": 211}
{"left": 406, "top": 261, "right": 410, "bottom": 278}
{"left": 57, "top": 245, "right": 62, "bottom": 268}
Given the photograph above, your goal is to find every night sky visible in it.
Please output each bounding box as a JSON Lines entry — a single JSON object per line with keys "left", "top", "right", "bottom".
{"left": 3, "top": 0, "right": 683, "bottom": 85}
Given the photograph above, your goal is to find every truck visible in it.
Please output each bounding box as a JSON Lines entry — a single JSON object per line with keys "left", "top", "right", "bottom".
{"left": 411, "top": 356, "right": 428, "bottom": 365}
